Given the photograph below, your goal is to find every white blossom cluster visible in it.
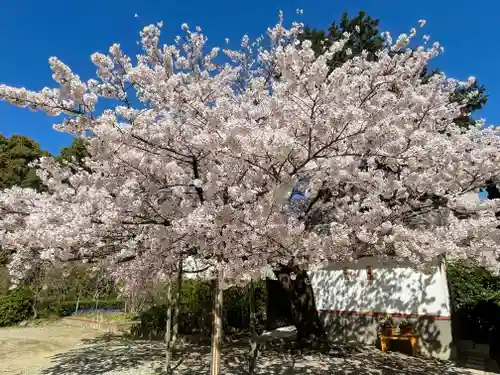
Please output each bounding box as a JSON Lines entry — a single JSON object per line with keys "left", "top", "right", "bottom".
{"left": 1, "top": 15, "right": 499, "bottom": 290}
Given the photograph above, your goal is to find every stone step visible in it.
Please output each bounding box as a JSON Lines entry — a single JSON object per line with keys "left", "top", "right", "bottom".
{"left": 459, "top": 340, "right": 475, "bottom": 350}
{"left": 462, "top": 349, "right": 491, "bottom": 358}
{"left": 464, "top": 357, "right": 485, "bottom": 371}
{"left": 465, "top": 359, "right": 484, "bottom": 366}
{"left": 467, "top": 357, "right": 485, "bottom": 364}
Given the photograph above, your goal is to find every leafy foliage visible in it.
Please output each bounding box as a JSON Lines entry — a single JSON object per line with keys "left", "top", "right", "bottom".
{"left": 447, "top": 260, "right": 500, "bottom": 344}
{"left": 0, "top": 272, "right": 266, "bottom": 331}
{"left": 133, "top": 279, "right": 268, "bottom": 339}
{"left": 56, "top": 138, "right": 90, "bottom": 170}
{"left": 0, "top": 134, "right": 89, "bottom": 194}
{"left": 0, "top": 286, "right": 33, "bottom": 326}
{"left": 0, "top": 290, "right": 124, "bottom": 326}
{"left": 0, "top": 262, "right": 121, "bottom": 325}
{"left": 450, "top": 81, "right": 488, "bottom": 129}
{"left": 300, "top": 11, "right": 383, "bottom": 70}
{"left": 420, "top": 67, "right": 488, "bottom": 130}
{"left": 0, "top": 134, "right": 49, "bottom": 191}
{"left": 448, "top": 260, "right": 500, "bottom": 309}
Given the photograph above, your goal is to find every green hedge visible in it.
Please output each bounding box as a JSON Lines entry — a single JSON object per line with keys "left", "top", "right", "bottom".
{"left": 0, "top": 291, "right": 124, "bottom": 326}
{"left": 0, "top": 287, "right": 33, "bottom": 326}
{"left": 447, "top": 261, "right": 500, "bottom": 309}
{"left": 447, "top": 260, "right": 500, "bottom": 344}
{"left": 0, "top": 279, "right": 266, "bottom": 332}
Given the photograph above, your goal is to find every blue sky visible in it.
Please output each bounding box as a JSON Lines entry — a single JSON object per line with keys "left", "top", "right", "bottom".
{"left": 0, "top": 0, "right": 498, "bottom": 155}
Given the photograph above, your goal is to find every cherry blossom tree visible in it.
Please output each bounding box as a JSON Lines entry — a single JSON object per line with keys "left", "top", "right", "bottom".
{"left": 1, "top": 13, "right": 500, "bottom": 371}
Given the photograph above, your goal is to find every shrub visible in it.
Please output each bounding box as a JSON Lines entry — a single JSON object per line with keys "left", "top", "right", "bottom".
{"left": 133, "top": 279, "right": 267, "bottom": 339}
{"left": 0, "top": 276, "right": 266, "bottom": 334}
{"left": 0, "top": 287, "right": 33, "bottom": 326}
{"left": 447, "top": 260, "right": 500, "bottom": 344}
{"left": 447, "top": 261, "right": 500, "bottom": 309}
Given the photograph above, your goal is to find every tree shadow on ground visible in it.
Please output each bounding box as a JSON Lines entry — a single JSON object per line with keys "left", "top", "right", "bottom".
{"left": 39, "top": 333, "right": 166, "bottom": 375}
{"left": 40, "top": 258, "right": 484, "bottom": 375}
{"left": 40, "top": 333, "right": 482, "bottom": 375}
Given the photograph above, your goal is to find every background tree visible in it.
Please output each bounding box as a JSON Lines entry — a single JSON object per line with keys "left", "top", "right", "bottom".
{"left": 0, "top": 135, "right": 89, "bottom": 266}
{"left": 56, "top": 138, "right": 90, "bottom": 170}
{"left": 0, "top": 134, "right": 48, "bottom": 266}
{"left": 0, "top": 134, "right": 49, "bottom": 191}
{"left": 301, "top": 11, "right": 488, "bottom": 130}
{"left": 300, "top": 10, "right": 383, "bottom": 70}
{"left": 0, "top": 135, "right": 89, "bottom": 192}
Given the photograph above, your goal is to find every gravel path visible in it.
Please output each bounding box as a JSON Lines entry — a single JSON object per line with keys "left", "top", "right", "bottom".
{"left": 0, "top": 322, "right": 497, "bottom": 375}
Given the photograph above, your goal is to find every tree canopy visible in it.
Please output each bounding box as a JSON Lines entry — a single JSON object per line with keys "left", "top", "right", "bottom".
{"left": 0, "top": 134, "right": 90, "bottom": 193}
{"left": 0, "top": 134, "right": 49, "bottom": 191}
{"left": 301, "top": 11, "right": 488, "bottom": 130}
{"left": 0, "top": 15, "right": 499, "bottom": 292}
{"left": 56, "top": 138, "right": 90, "bottom": 167}
{"left": 300, "top": 10, "right": 383, "bottom": 69}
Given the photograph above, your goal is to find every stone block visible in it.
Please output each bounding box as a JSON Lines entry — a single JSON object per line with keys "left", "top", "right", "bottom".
{"left": 459, "top": 340, "right": 474, "bottom": 350}
{"left": 475, "top": 344, "right": 490, "bottom": 356}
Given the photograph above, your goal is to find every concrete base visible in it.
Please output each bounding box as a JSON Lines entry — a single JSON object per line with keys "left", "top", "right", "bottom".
{"left": 318, "top": 311, "right": 453, "bottom": 360}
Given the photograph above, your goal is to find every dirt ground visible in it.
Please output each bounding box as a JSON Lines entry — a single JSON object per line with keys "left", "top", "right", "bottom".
{"left": 0, "top": 321, "right": 100, "bottom": 375}
{"left": 0, "top": 321, "right": 497, "bottom": 375}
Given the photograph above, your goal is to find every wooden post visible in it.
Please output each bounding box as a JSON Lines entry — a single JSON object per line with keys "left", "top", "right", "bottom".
{"left": 172, "top": 260, "right": 183, "bottom": 347}
{"left": 164, "top": 282, "right": 172, "bottom": 374}
{"left": 74, "top": 288, "right": 81, "bottom": 314}
{"left": 210, "top": 270, "right": 223, "bottom": 375}
{"left": 248, "top": 280, "right": 258, "bottom": 375}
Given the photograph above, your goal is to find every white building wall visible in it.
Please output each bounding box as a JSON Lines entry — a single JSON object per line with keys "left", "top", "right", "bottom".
{"left": 308, "top": 257, "right": 451, "bottom": 317}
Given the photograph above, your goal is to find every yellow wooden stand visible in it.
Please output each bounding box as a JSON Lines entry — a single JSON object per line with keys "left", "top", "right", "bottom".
{"left": 379, "top": 333, "right": 420, "bottom": 357}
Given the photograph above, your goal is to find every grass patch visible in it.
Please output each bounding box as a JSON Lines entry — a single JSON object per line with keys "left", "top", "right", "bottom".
{"left": 75, "top": 312, "right": 137, "bottom": 322}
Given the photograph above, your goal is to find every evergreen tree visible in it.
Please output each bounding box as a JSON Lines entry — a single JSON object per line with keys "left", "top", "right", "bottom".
{"left": 0, "top": 134, "right": 49, "bottom": 191}
{"left": 300, "top": 10, "right": 383, "bottom": 69}
{"left": 56, "top": 138, "right": 90, "bottom": 171}
{"left": 301, "top": 11, "right": 488, "bottom": 130}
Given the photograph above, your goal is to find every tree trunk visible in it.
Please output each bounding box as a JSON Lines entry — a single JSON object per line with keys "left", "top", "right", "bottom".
{"left": 32, "top": 299, "right": 38, "bottom": 320}
{"left": 210, "top": 270, "right": 223, "bottom": 375}
{"left": 272, "top": 263, "right": 325, "bottom": 343}
{"left": 94, "top": 288, "right": 100, "bottom": 312}
{"left": 164, "top": 282, "right": 173, "bottom": 374}
{"left": 248, "top": 280, "right": 258, "bottom": 375}
{"left": 172, "top": 260, "right": 182, "bottom": 347}
{"left": 74, "top": 288, "right": 81, "bottom": 314}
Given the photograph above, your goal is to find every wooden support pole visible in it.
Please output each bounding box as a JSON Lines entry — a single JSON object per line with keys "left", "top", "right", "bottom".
{"left": 210, "top": 270, "right": 223, "bottom": 375}
{"left": 172, "top": 260, "right": 183, "bottom": 348}
{"left": 249, "top": 280, "right": 258, "bottom": 375}
{"left": 164, "top": 282, "right": 172, "bottom": 374}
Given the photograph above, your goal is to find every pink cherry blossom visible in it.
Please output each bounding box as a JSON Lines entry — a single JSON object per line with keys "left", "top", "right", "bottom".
{"left": 1, "top": 15, "right": 499, "bottom": 289}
